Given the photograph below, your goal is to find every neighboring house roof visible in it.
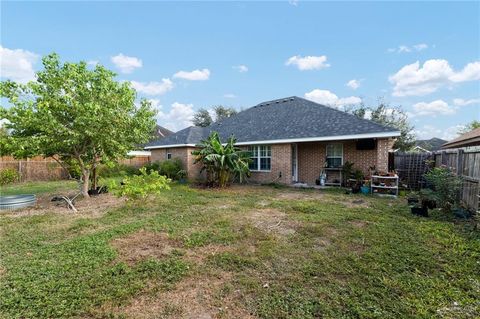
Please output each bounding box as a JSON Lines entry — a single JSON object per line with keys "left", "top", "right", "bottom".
{"left": 145, "top": 96, "right": 400, "bottom": 149}
{"left": 442, "top": 128, "right": 480, "bottom": 149}
{"left": 151, "top": 125, "right": 174, "bottom": 141}
{"left": 415, "top": 137, "right": 447, "bottom": 152}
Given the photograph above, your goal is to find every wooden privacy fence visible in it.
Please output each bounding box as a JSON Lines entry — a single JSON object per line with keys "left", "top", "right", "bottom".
{"left": 0, "top": 156, "right": 68, "bottom": 182}
{"left": 0, "top": 155, "right": 151, "bottom": 182}
{"left": 434, "top": 147, "right": 480, "bottom": 213}
{"left": 392, "top": 147, "right": 480, "bottom": 212}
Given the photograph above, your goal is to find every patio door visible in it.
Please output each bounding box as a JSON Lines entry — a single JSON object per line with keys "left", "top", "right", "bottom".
{"left": 291, "top": 144, "right": 298, "bottom": 182}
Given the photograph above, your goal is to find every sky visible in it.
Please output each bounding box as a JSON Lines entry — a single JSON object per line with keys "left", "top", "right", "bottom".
{"left": 1, "top": 1, "right": 479, "bottom": 140}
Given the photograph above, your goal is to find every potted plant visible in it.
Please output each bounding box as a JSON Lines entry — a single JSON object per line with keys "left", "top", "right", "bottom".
{"left": 361, "top": 180, "right": 370, "bottom": 194}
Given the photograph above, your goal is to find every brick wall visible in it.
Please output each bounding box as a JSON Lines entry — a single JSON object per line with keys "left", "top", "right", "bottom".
{"left": 246, "top": 144, "right": 292, "bottom": 184}
{"left": 150, "top": 138, "right": 393, "bottom": 185}
{"left": 150, "top": 147, "right": 204, "bottom": 180}
{"left": 297, "top": 138, "right": 393, "bottom": 185}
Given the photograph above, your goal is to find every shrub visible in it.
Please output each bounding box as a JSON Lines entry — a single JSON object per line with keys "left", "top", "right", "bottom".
{"left": 0, "top": 168, "right": 19, "bottom": 185}
{"left": 106, "top": 167, "right": 171, "bottom": 199}
{"left": 158, "top": 158, "right": 184, "bottom": 180}
{"left": 142, "top": 161, "right": 161, "bottom": 173}
{"left": 97, "top": 163, "right": 139, "bottom": 178}
{"left": 424, "top": 166, "right": 462, "bottom": 212}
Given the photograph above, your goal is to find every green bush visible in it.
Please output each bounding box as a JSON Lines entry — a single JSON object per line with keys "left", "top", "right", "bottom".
{"left": 106, "top": 167, "right": 171, "bottom": 199}
{"left": 158, "top": 158, "right": 184, "bottom": 180}
{"left": 97, "top": 163, "right": 139, "bottom": 178}
{"left": 424, "top": 166, "right": 462, "bottom": 212}
{"left": 0, "top": 168, "right": 19, "bottom": 185}
{"left": 142, "top": 161, "right": 161, "bottom": 173}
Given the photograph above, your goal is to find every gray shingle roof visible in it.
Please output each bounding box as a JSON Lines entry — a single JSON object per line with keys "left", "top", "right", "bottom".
{"left": 145, "top": 96, "right": 400, "bottom": 148}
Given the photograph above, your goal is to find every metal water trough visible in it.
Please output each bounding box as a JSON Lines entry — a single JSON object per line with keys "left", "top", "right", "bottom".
{"left": 0, "top": 194, "right": 37, "bottom": 210}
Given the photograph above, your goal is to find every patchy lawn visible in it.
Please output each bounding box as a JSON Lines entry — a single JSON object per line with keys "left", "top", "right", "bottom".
{"left": 0, "top": 183, "right": 479, "bottom": 319}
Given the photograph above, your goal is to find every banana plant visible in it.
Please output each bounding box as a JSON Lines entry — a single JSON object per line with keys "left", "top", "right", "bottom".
{"left": 192, "top": 131, "right": 251, "bottom": 187}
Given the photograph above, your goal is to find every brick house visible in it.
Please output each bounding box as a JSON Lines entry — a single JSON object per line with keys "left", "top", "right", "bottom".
{"left": 145, "top": 97, "right": 400, "bottom": 185}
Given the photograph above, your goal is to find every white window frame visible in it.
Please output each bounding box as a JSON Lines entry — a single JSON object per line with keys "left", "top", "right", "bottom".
{"left": 326, "top": 143, "right": 343, "bottom": 168}
{"left": 248, "top": 145, "right": 271, "bottom": 172}
{"left": 166, "top": 152, "right": 172, "bottom": 160}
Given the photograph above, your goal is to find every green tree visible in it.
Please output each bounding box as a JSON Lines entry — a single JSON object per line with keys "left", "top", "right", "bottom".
{"left": 458, "top": 120, "right": 480, "bottom": 134}
{"left": 352, "top": 100, "right": 415, "bottom": 151}
{"left": 192, "top": 131, "right": 250, "bottom": 187}
{"left": 0, "top": 53, "right": 156, "bottom": 197}
{"left": 192, "top": 108, "right": 213, "bottom": 127}
{"left": 213, "top": 105, "right": 237, "bottom": 121}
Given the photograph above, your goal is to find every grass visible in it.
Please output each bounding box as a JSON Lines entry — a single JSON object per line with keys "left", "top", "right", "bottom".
{"left": 0, "top": 182, "right": 479, "bottom": 318}
{"left": 0, "top": 180, "right": 78, "bottom": 196}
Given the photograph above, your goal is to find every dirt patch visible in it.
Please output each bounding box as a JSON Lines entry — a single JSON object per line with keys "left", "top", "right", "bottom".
{"left": 111, "top": 230, "right": 178, "bottom": 265}
{"left": 348, "top": 220, "right": 369, "bottom": 228}
{"left": 343, "top": 199, "right": 370, "bottom": 209}
{"left": 276, "top": 190, "right": 323, "bottom": 200}
{"left": 1, "top": 193, "right": 125, "bottom": 218}
{"left": 245, "top": 208, "right": 296, "bottom": 236}
{"left": 314, "top": 238, "right": 331, "bottom": 252}
{"left": 183, "top": 244, "right": 231, "bottom": 264}
{"left": 99, "top": 272, "right": 255, "bottom": 319}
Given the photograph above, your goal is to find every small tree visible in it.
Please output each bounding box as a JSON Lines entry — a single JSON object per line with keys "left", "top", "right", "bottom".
{"left": 192, "top": 108, "right": 213, "bottom": 127}
{"left": 424, "top": 166, "right": 462, "bottom": 212}
{"left": 352, "top": 99, "right": 415, "bottom": 151}
{"left": 0, "top": 53, "right": 156, "bottom": 197}
{"left": 192, "top": 131, "right": 250, "bottom": 187}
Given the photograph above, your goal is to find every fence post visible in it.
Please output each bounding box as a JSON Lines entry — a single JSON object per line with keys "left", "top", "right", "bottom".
{"left": 456, "top": 149, "right": 464, "bottom": 176}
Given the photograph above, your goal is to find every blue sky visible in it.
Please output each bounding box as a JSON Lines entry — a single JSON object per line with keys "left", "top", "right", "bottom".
{"left": 1, "top": 1, "right": 479, "bottom": 140}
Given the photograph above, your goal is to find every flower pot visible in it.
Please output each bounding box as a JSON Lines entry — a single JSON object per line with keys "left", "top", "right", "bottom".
{"left": 411, "top": 206, "right": 428, "bottom": 217}
{"left": 360, "top": 186, "right": 370, "bottom": 194}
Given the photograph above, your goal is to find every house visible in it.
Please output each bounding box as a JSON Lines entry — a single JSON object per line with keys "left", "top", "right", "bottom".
{"left": 441, "top": 128, "right": 480, "bottom": 149}
{"left": 414, "top": 137, "right": 448, "bottom": 152}
{"left": 145, "top": 97, "right": 400, "bottom": 185}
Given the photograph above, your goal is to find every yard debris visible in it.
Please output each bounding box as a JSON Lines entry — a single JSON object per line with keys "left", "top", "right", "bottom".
{"left": 1, "top": 193, "right": 125, "bottom": 218}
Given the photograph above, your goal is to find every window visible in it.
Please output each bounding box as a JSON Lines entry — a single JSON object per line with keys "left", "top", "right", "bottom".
{"left": 248, "top": 145, "right": 271, "bottom": 171}
{"left": 326, "top": 143, "right": 343, "bottom": 168}
{"left": 166, "top": 152, "right": 172, "bottom": 160}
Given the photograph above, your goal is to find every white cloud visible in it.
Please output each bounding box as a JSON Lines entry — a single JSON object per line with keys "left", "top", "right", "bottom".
{"left": 304, "top": 89, "right": 361, "bottom": 108}
{"left": 111, "top": 53, "right": 142, "bottom": 73}
{"left": 130, "top": 79, "right": 174, "bottom": 96}
{"left": 412, "top": 100, "right": 456, "bottom": 116}
{"left": 223, "top": 93, "right": 236, "bottom": 98}
{"left": 414, "top": 124, "right": 463, "bottom": 141}
{"left": 388, "top": 43, "right": 428, "bottom": 53}
{"left": 0, "top": 46, "right": 39, "bottom": 83}
{"left": 285, "top": 55, "right": 330, "bottom": 71}
{"left": 157, "top": 102, "right": 195, "bottom": 131}
{"left": 147, "top": 99, "right": 161, "bottom": 109}
{"left": 453, "top": 98, "right": 480, "bottom": 106}
{"left": 289, "top": 0, "right": 299, "bottom": 6}
{"left": 389, "top": 59, "right": 480, "bottom": 96}
{"left": 233, "top": 65, "right": 248, "bottom": 73}
{"left": 173, "top": 68, "right": 210, "bottom": 81}
{"left": 346, "top": 79, "right": 361, "bottom": 90}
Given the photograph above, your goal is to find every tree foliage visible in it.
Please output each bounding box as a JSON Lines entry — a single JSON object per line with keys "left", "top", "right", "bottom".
{"left": 458, "top": 120, "right": 480, "bottom": 134}
{"left": 351, "top": 99, "right": 415, "bottom": 151}
{"left": 192, "top": 105, "right": 237, "bottom": 127}
{"left": 213, "top": 105, "right": 237, "bottom": 121}
{"left": 0, "top": 53, "right": 156, "bottom": 196}
{"left": 192, "top": 108, "right": 212, "bottom": 127}
{"left": 192, "top": 131, "right": 250, "bottom": 187}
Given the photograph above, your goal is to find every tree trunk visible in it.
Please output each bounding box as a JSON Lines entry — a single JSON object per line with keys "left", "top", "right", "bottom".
{"left": 81, "top": 170, "right": 90, "bottom": 197}
{"left": 92, "top": 166, "right": 97, "bottom": 190}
